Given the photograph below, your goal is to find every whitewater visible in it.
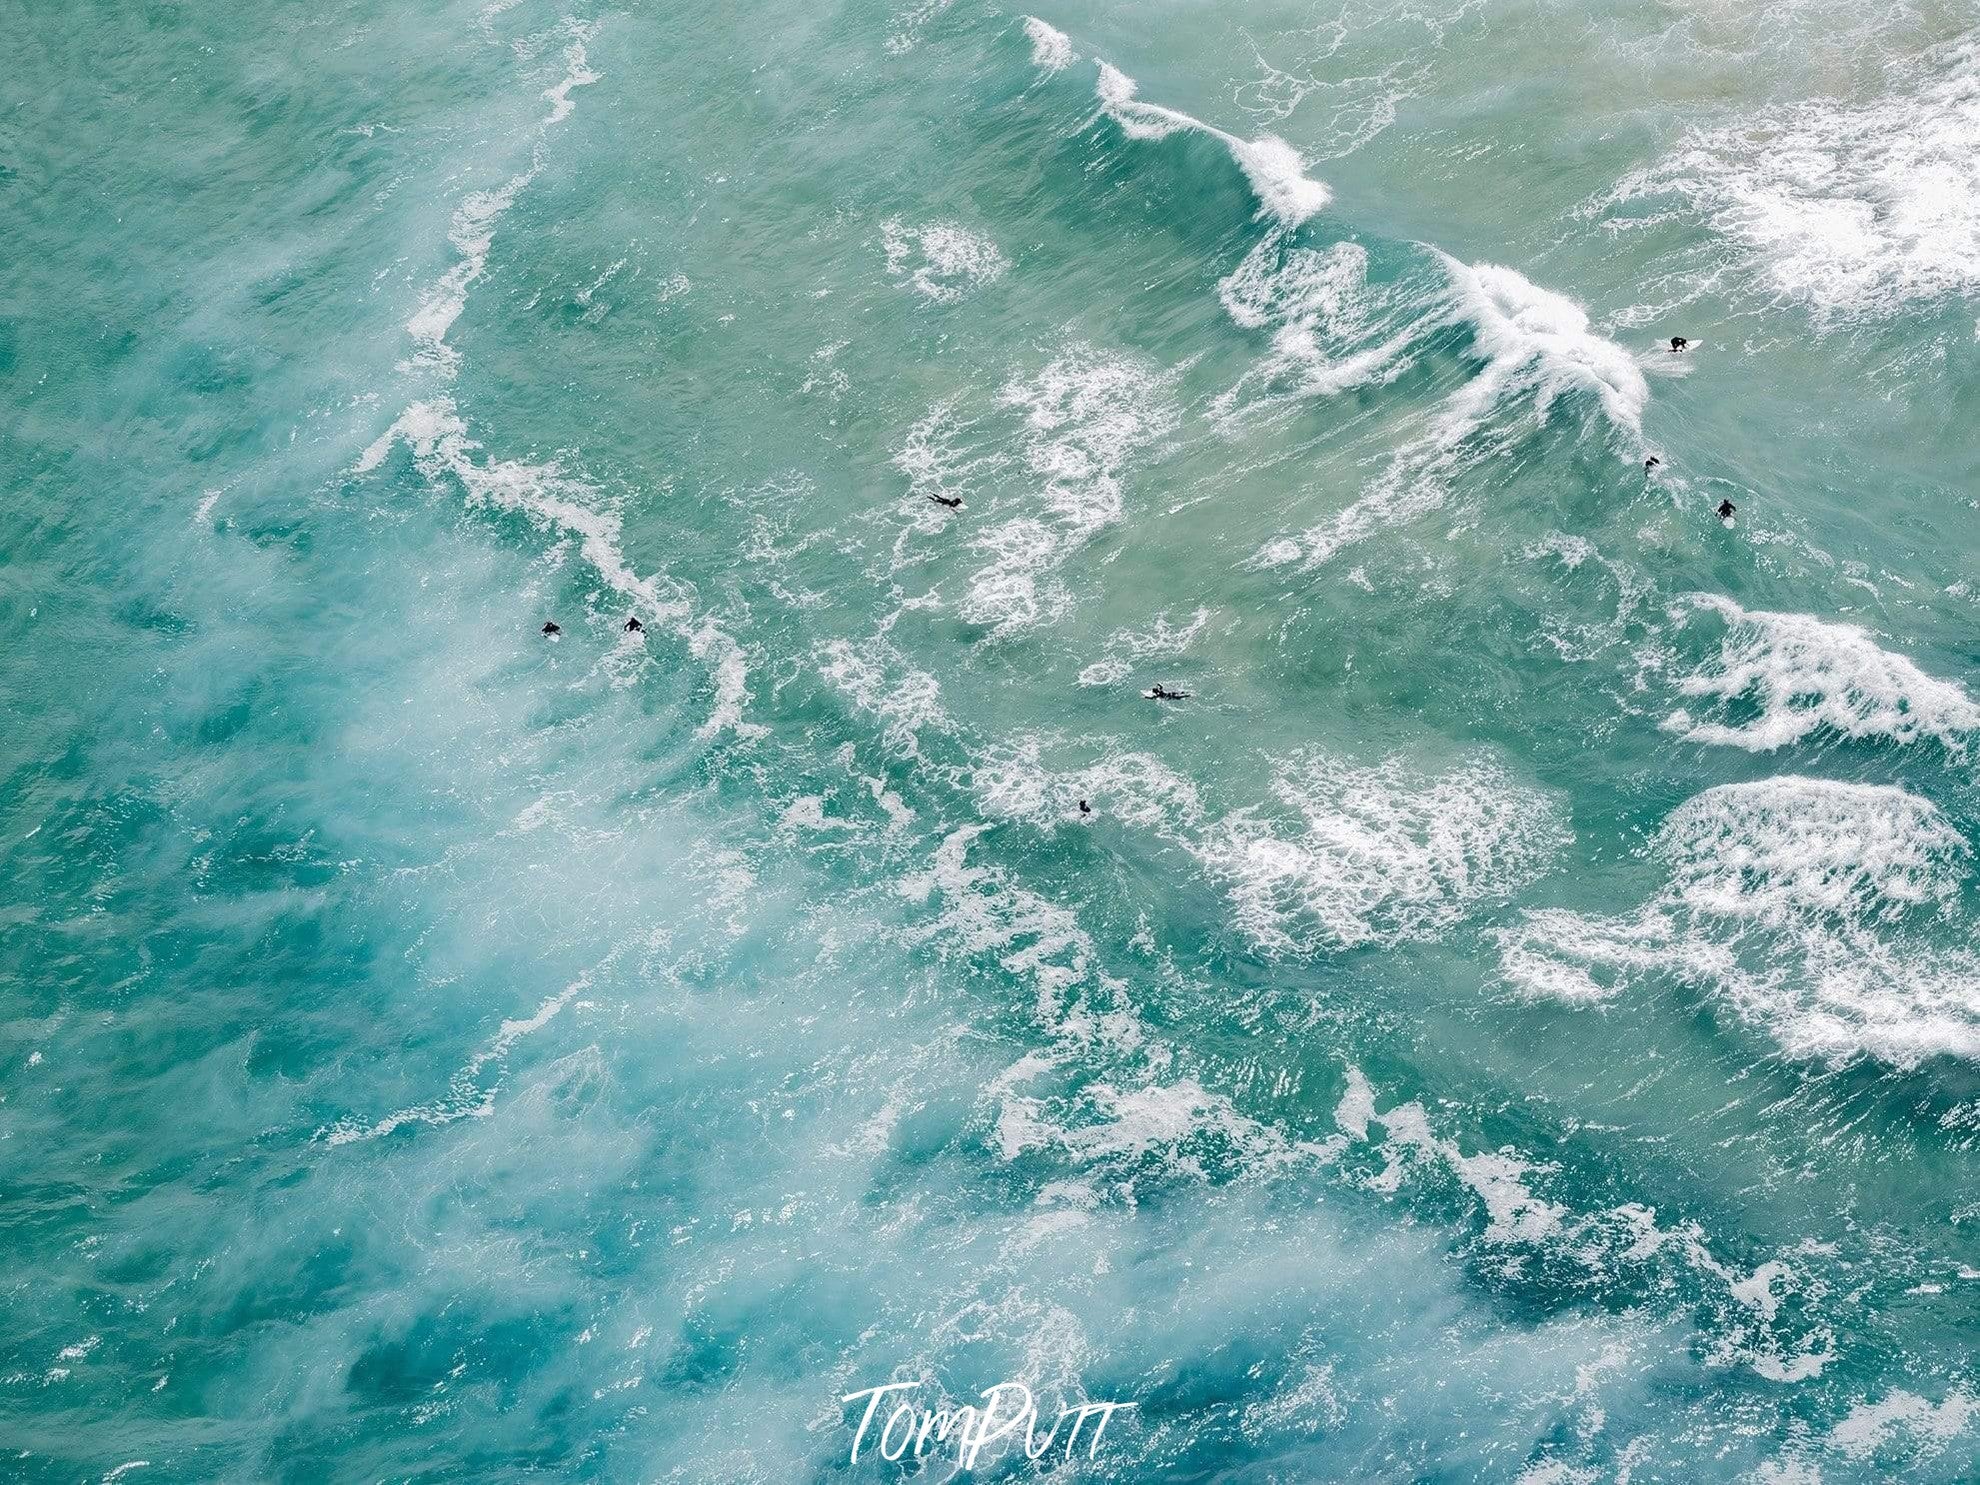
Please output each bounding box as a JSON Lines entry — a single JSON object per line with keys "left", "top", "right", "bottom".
{"left": 5, "top": 1, "right": 1980, "bottom": 1480}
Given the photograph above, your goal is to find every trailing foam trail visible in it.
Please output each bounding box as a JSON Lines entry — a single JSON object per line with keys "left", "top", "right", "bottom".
{"left": 357, "top": 401, "right": 763, "bottom": 741}
{"left": 403, "top": 28, "right": 599, "bottom": 376}
{"left": 360, "top": 22, "right": 761, "bottom": 742}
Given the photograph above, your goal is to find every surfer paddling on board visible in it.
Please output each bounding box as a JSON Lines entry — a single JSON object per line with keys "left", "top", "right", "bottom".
{"left": 926, "top": 493, "right": 963, "bottom": 510}
{"left": 1716, "top": 498, "right": 1736, "bottom": 526}
{"left": 1144, "top": 684, "right": 1191, "bottom": 701}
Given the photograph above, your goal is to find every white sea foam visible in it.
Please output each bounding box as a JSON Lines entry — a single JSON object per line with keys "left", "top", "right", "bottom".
{"left": 1604, "top": 37, "right": 1980, "bottom": 321}
{"left": 1441, "top": 256, "right": 1650, "bottom": 441}
{"left": 1229, "top": 0, "right": 1486, "bottom": 153}
{"left": 1497, "top": 907, "right": 1717, "bottom": 1006}
{"left": 1829, "top": 1388, "right": 1977, "bottom": 1459}
{"left": 1332, "top": 1066, "right": 1377, "bottom": 1141}
{"left": 321, "top": 976, "right": 588, "bottom": 1145}
{"left": 1003, "top": 344, "right": 1177, "bottom": 527}
{"left": 1662, "top": 593, "right": 1980, "bottom": 753}
{"left": 817, "top": 636, "right": 949, "bottom": 756}
{"left": 358, "top": 400, "right": 763, "bottom": 741}
{"left": 1220, "top": 234, "right": 1366, "bottom": 333}
{"left": 971, "top": 735, "right": 1203, "bottom": 831}
{"left": 778, "top": 794, "right": 856, "bottom": 834}
{"left": 1338, "top": 1067, "right": 1834, "bottom": 1380}
{"left": 405, "top": 169, "right": 537, "bottom": 375}
{"left": 1021, "top": 16, "right": 1075, "bottom": 72}
{"left": 962, "top": 518, "right": 1072, "bottom": 632}
{"left": 881, "top": 219, "right": 1010, "bottom": 302}
{"left": 1522, "top": 533, "right": 1652, "bottom": 663}
{"left": 1660, "top": 777, "right": 1966, "bottom": 922}
{"left": 1062, "top": 1080, "right": 1237, "bottom": 1159}
{"left": 954, "top": 344, "right": 1178, "bottom": 635}
{"left": 1498, "top": 778, "right": 1980, "bottom": 1066}
{"left": 1077, "top": 607, "right": 1212, "bottom": 687}
{"left": 1094, "top": 62, "right": 1331, "bottom": 227}
{"left": 892, "top": 396, "right": 1010, "bottom": 512}
{"left": 995, "top": 1061, "right": 1315, "bottom": 1177}
{"left": 365, "top": 31, "right": 768, "bottom": 742}
{"left": 540, "top": 30, "right": 599, "bottom": 127}
{"left": 1227, "top": 134, "right": 1335, "bottom": 231}
{"left": 1240, "top": 1359, "right": 1347, "bottom": 1439}
{"left": 903, "top": 832, "right": 1338, "bottom": 1189}
{"left": 901, "top": 826, "right": 1100, "bottom": 1028}
{"left": 403, "top": 33, "right": 598, "bottom": 373}
{"left": 1211, "top": 234, "right": 1415, "bottom": 417}
{"left": 1370, "top": 1099, "right": 1568, "bottom": 1244}
{"left": 884, "top": 0, "right": 955, "bottom": 54}
{"left": 1194, "top": 752, "right": 1570, "bottom": 955}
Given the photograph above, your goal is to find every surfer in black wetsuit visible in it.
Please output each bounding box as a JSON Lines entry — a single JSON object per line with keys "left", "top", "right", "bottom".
{"left": 1078, "top": 799, "right": 1092, "bottom": 816}
{"left": 1148, "top": 685, "right": 1191, "bottom": 701}
{"left": 1669, "top": 336, "right": 1689, "bottom": 353}
{"left": 1645, "top": 455, "right": 1661, "bottom": 472}
{"left": 541, "top": 621, "right": 561, "bottom": 636}
{"left": 927, "top": 494, "right": 963, "bottom": 510}
{"left": 625, "top": 615, "right": 644, "bottom": 633}
{"left": 1716, "top": 498, "right": 1736, "bottom": 523}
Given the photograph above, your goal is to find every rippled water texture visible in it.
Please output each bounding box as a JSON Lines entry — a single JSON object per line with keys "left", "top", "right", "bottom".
{"left": 6, "top": 0, "right": 1980, "bottom": 1479}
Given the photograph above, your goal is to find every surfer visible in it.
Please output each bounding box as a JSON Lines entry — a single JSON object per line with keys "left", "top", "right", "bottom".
{"left": 541, "top": 621, "right": 561, "bottom": 637}
{"left": 1716, "top": 498, "right": 1736, "bottom": 523}
{"left": 1669, "top": 336, "right": 1689, "bottom": 353}
{"left": 625, "top": 615, "right": 644, "bottom": 633}
{"left": 1079, "top": 799, "right": 1092, "bottom": 816}
{"left": 927, "top": 494, "right": 963, "bottom": 510}
{"left": 1145, "top": 685, "right": 1191, "bottom": 701}
{"left": 1644, "top": 455, "right": 1661, "bottom": 472}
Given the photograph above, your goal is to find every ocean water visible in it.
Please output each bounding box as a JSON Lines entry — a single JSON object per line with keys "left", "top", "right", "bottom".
{"left": 6, "top": 0, "right": 1980, "bottom": 1478}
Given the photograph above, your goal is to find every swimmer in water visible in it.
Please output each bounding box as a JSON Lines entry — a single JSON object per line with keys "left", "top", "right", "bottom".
{"left": 1669, "top": 336, "right": 1689, "bottom": 353}
{"left": 625, "top": 615, "right": 644, "bottom": 633}
{"left": 1078, "top": 799, "right": 1092, "bottom": 816}
{"left": 1145, "top": 685, "right": 1191, "bottom": 701}
{"left": 1645, "top": 455, "right": 1661, "bottom": 472}
{"left": 1716, "top": 498, "right": 1736, "bottom": 523}
{"left": 927, "top": 494, "right": 963, "bottom": 510}
{"left": 541, "top": 621, "right": 561, "bottom": 637}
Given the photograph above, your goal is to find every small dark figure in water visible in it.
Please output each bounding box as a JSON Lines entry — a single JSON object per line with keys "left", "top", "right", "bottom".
{"left": 625, "top": 615, "right": 644, "bottom": 633}
{"left": 541, "top": 621, "right": 561, "bottom": 636}
{"left": 1669, "top": 336, "right": 1689, "bottom": 353}
{"left": 927, "top": 494, "right": 963, "bottom": 510}
{"left": 1717, "top": 498, "right": 1737, "bottom": 522}
{"left": 1148, "top": 685, "right": 1191, "bottom": 701}
{"left": 1645, "top": 455, "right": 1661, "bottom": 471}
{"left": 1079, "top": 799, "right": 1092, "bottom": 816}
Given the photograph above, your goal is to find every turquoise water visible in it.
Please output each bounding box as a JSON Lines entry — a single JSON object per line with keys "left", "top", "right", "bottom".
{"left": 6, "top": 0, "right": 1980, "bottom": 1478}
